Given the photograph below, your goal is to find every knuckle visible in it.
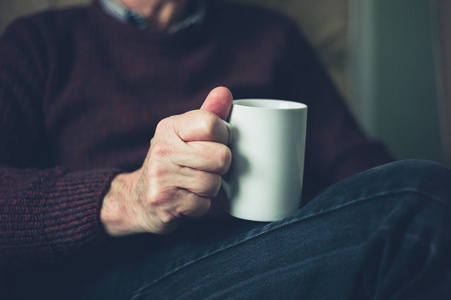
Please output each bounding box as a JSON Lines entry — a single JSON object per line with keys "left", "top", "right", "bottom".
{"left": 150, "top": 140, "right": 174, "bottom": 161}
{"left": 177, "top": 194, "right": 211, "bottom": 218}
{"left": 147, "top": 161, "right": 168, "bottom": 180}
{"left": 218, "top": 146, "right": 232, "bottom": 173}
{"left": 199, "top": 172, "right": 221, "bottom": 197}
{"left": 147, "top": 184, "right": 172, "bottom": 207}
{"left": 210, "top": 175, "right": 222, "bottom": 195}
{"left": 199, "top": 112, "right": 220, "bottom": 137}
{"left": 156, "top": 116, "right": 174, "bottom": 133}
{"left": 212, "top": 173, "right": 222, "bottom": 186}
{"left": 159, "top": 211, "right": 177, "bottom": 225}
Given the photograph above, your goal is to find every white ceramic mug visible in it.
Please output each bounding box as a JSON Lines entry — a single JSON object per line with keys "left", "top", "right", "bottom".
{"left": 223, "top": 99, "right": 308, "bottom": 222}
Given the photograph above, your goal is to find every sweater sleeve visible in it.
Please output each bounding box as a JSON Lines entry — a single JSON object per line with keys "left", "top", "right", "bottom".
{"left": 275, "top": 22, "right": 393, "bottom": 194}
{"left": 0, "top": 15, "right": 119, "bottom": 264}
{"left": 0, "top": 167, "right": 118, "bottom": 264}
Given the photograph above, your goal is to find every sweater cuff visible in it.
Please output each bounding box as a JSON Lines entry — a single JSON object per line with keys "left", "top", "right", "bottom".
{"left": 41, "top": 168, "right": 120, "bottom": 262}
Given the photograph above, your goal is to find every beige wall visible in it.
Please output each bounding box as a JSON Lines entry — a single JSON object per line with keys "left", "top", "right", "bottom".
{"left": 0, "top": 0, "right": 91, "bottom": 32}
{"left": 0, "top": 0, "right": 350, "bottom": 101}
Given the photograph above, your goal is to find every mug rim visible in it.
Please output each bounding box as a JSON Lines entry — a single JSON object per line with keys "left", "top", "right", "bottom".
{"left": 233, "top": 99, "right": 307, "bottom": 110}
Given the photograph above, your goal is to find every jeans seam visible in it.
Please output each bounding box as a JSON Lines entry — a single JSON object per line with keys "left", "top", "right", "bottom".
{"left": 129, "top": 187, "right": 449, "bottom": 299}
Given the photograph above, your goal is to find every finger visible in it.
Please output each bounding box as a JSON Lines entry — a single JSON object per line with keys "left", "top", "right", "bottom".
{"left": 176, "top": 168, "right": 223, "bottom": 197}
{"left": 175, "top": 141, "right": 232, "bottom": 174}
{"left": 174, "top": 189, "right": 211, "bottom": 218}
{"left": 146, "top": 145, "right": 228, "bottom": 195}
{"left": 200, "top": 86, "right": 233, "bottom": 120}
{"left": 142, "top": 184, "right": 210, "bottom": 231}
{"left": 173, "top": 110, "right": 230, "bottom": 145}
{"left": 150, "top": 159, "right": 223, "bottom": 197}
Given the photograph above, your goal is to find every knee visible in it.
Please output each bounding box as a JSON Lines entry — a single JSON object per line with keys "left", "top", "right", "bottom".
{"left": 367, "top": 159, "right": 451, "bottom": 207}
{"left": 308, "top": 159, "right": 451, "bottom": 219}
{"left": 380, "top": 159, "right": 450, "bottom": 180}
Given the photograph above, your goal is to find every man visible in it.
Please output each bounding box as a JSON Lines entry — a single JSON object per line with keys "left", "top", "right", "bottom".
{"left": 1, "top": 0, "right": 450, "bottom": 299}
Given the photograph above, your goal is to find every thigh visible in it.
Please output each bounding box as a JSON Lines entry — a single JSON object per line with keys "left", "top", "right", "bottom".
{"left": 74, "top": 160, "right": 451, "bottom": 299}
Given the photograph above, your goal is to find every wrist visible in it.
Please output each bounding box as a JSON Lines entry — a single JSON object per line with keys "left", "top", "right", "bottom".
{"left": 100, "top": 171, "right": 141, "bottom": 237}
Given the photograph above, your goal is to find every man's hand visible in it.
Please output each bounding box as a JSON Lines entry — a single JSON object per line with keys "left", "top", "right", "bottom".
{"left": 101, "top": 87, "right": 233, "bottom": 236}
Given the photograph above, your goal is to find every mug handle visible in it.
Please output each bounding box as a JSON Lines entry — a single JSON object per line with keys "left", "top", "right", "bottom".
{"left": 221, "top": 120, "right": 233, "bottom": 198}
{"left": 223, "top": 120, "right": 233, "bottom": 145}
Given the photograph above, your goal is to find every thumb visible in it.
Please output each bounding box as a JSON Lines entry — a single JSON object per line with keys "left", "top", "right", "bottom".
{"left": 200, "top": 87, "right": 233, "bottom": 120}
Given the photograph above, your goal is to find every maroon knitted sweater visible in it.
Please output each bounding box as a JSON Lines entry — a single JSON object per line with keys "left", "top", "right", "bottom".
{"left": 0, "top": 0, "right": 392, "bottom": 265}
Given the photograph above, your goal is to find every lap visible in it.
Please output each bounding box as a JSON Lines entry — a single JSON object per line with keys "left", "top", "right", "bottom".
{"left": 75, "top": 160, "right": 451, "bottom": 299}
{"left": 12, "top": 160, "right": 451, "bottom": 299}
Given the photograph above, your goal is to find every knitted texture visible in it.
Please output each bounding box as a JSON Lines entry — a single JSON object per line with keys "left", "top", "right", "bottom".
{"left": 0, "top": 0, "right": 392, "bottom": 264}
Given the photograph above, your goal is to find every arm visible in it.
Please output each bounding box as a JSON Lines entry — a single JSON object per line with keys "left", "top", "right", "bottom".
{"left": 0, "top": 19, "right": 121, "bottom": 263}
{"left": 0, "top": 167, "right": 118, "bottom": 263}
{"left": 0, "top": 15, "right": 232, "bottom": 262}
{"left": 1, "top": 87, "right": 231, "bottom": 264}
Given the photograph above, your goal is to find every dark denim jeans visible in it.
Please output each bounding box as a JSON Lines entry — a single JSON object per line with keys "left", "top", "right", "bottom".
{"left": 8, "top": 160, "right": 451, "bottom": 299}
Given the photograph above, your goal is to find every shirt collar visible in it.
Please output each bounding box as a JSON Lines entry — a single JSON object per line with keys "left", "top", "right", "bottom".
{"left": 98, "top": 0, "right": 205, "bottom": 33}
